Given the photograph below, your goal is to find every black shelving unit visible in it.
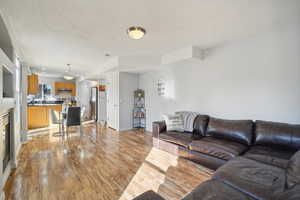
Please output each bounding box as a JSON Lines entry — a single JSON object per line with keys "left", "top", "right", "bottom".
{"left": 133, "top": 89, "right": 146, "bottom": 129}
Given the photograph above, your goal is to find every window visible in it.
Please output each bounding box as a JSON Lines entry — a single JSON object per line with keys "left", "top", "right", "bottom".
{"left": 36, "top": 84, "right": 52, "bottom": 100}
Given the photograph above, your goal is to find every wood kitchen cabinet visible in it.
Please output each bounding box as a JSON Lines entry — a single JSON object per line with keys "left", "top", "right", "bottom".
{"left": 55, "top": 82, "right": 76, "bottom": 96}
{"left": 27, "top": 106, "right": 48, "bottom": 129}
{"left": 27, "top": 105, "right": 62, "bottom": 129}
{"left": 65, "top": 82, "right": 76, "bottom": 96}
{"left": 49, "top": 105, "right": 63, "bottom": 112}
{"left": 27, "top": 74, "right": 39, "bottom": 94}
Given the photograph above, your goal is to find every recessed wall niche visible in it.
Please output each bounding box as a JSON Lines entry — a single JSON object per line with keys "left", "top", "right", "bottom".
{"left": 2, "top": 66, "right": 14, "bottom": 98}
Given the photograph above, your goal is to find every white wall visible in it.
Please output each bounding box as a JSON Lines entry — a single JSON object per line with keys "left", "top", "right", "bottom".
{"left": 139, "top": 26, "right": 300, "bottom": 131}
{"left": 0, "top": 14, "right": 14, "bottom": 62}
{"left": 119, "top": 72, "right": 138, "bottom": 130}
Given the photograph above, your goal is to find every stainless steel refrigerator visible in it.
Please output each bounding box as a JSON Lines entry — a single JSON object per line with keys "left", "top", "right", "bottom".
{"left": 90, "top": 87, "right": 98, "bottom": 121}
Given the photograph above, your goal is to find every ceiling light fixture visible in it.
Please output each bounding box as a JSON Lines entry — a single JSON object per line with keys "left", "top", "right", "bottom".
{"left": 63, "top": 75, "right": 74, "bottom": 80}
{"left": 127, "top": 26, "right": 146, "bottom": 40}
{"left": 63, "top": 64, "right": 75, "bottom": 80}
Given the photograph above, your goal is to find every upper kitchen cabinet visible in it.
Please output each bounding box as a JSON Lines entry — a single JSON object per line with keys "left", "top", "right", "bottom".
{"left": 55, "top": 82, "right": 76, "bottom": 96}
{"left": 27, "top": 74, "right": 39, "bottom": 94}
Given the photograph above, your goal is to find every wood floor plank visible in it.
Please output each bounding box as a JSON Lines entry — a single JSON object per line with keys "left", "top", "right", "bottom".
{"left": 4, "top": 123, "right": 212, "bottom": 200}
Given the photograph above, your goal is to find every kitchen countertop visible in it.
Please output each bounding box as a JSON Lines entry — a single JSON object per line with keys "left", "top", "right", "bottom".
{"left": 27, "top": 104, "right": 63, "bottom": 106}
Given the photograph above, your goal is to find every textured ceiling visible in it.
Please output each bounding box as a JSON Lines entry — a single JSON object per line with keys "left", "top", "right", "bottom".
{"left": 1, "top": 0, "right": 300, "bottom": 78}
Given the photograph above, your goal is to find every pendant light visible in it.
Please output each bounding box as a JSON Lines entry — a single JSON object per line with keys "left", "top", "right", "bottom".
{"left": 63, "top": 64, "right": 74, "bottom": 80}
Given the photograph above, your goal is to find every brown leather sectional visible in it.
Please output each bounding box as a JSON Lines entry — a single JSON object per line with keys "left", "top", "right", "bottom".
{"left": 133, "top": 115, "right": 300, "bottom": 200}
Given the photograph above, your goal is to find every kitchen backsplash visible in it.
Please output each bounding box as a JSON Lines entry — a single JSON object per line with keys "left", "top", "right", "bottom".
{"left": 27, "top": 94, "right": 76, "bottom": 103}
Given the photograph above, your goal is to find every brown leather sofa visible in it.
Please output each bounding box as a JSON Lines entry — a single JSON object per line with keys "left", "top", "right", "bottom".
{"left": 153, "top": 115, "right": 255, "bottom": 170}
{"left": 133, "top": 115, "right": 300, "bottom": 200}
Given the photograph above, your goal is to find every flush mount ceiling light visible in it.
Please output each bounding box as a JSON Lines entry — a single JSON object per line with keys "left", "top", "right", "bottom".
{"left": 63, "top": 75, "right": 74, "bottom": 80}
{"left": 127, "top": 26, "right": 146, "bottom": 40}
{"left": 63, "top": 64, "right": 75, "bottom": 80}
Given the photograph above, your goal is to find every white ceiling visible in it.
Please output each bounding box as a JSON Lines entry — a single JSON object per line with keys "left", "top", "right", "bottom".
{"left": 1, "top": 0, "right": 300, "bottom": 78}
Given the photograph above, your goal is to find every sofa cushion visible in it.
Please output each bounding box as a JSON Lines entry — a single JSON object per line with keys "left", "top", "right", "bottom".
{"left": 255, "top": 120, "right": 300, "bottom": 150}
{"left": 193, "top": 114, "right": 209, "bottom": 137}
{"left": 187, "top": 149, "right": 227, "bottom": 170}
{"left": 182, "top": 180, "right": 255, "bottom": 200}
{"left": 159, "top": 132, "right": 193, "bottom": 148}
{"left": 286, "top": 150, "right": 300, "bottom": 189}
{"left": 213, "top": 157, "right": 286, "bottom": 200}
{"left": 189, "top": 137, "right": 248, "bottom": 161}
{"left": 276, "top": 183, "right": 300, "bottom": 200}
{"left": 132, "top": 190, "right": 165, "bottom": 200}
{"left": 243, "top": 145, "right": 296, "bottom": 168}
{"left": 206, "top": 117, "right": 253, "bottom": 145}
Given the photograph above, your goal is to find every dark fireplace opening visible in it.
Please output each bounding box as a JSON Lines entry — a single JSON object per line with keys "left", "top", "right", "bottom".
{"left": 2, "top": 110, "right": 12, "bottom": 172}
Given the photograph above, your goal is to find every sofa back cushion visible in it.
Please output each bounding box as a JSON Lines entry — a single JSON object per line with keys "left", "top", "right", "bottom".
{"left": 206, "top": 117, "right": 253, "bottom": 145}
{"left": 193, "top": 115, "right": 209, "bottom": 136}
{"left": 162, "top": 114, "right": 184, "bottom": 132}
{"left": 286, "top": 150, "right": 300, "bottom": 189}
{"left": 255, "top": 120, "right": 300, "bottom": 150}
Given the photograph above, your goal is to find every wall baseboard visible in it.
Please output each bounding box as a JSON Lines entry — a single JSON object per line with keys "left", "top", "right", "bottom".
{"left": 119, "top": 128, "right": 134, "bottom": 131}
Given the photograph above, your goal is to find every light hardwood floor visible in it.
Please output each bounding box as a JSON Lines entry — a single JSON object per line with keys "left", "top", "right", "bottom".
{"left": 4, "top": 123, "right": 213, "bottom": 200}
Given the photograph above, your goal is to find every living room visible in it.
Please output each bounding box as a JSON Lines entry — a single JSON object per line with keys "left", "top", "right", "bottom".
{"left": 0, "top": 1, "right": 300, "bottom": 200}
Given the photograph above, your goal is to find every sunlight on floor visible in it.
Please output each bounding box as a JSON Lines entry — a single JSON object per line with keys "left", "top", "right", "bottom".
{"left": 145, "top": 147, "right": 178, "bottom": 172}
{"left": 118, "top": 147, "right": 178, "bottom": 200}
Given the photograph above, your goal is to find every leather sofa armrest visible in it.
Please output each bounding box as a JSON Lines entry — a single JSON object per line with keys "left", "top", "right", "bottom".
{"left": 132, "top": 190, "right": 165, "bottom": 200}
{"left": 152, "top": 121, "right": 166, "bottom": 138}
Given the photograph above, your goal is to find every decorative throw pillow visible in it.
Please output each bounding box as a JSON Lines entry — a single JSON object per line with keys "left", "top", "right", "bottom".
{"left": 175, "top": 111, "right": 200, "bottom": 132}
{"left": 286, "top": 150, "right": 300, "bottom": 189}
{"left": 162, "top": 114, "right": 184, "bottom": 132}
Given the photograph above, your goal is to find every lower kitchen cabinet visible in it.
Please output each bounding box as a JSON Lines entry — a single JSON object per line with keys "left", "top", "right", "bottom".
{"left": 27, "top": 105, "right": 62, "bottom": 129}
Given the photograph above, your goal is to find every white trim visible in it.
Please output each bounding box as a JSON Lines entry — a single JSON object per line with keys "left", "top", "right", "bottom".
{"left": 0, "top": 192, "right": 5, "bottom": 200}
{"left": 0, "top": 160, "right": 12, "bottom": 199}
{"left": 0, "top": 49, "right": 15, "bottom": 72}
{"left": 119, "top": 128, "right": 134, "bottom": 131}
{"left": 2, "top": 161, "right": 12, "bottom": 186}
{"left": 13, "top": 142, "right": 22, "bottom": 168}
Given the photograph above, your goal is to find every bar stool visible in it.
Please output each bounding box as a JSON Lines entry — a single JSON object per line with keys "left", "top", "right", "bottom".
{"left": 66, "top": 107, "right": 81, "bottom": 136}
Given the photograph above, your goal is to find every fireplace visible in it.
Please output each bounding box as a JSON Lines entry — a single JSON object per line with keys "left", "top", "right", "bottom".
{"left": 1, "top": 109, "right": 12, "bottom": 172}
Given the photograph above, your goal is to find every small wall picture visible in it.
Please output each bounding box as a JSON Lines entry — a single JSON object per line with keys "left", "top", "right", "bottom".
{"left": 157, "top": 79, "right": 165, "bottom": 96}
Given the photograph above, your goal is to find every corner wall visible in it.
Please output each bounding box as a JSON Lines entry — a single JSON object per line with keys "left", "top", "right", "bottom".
{"left": 139, "top": 26, "right": 300, "bottom": 131}
{"left": 119, "top": 72, "right": 139, "bottom": 130}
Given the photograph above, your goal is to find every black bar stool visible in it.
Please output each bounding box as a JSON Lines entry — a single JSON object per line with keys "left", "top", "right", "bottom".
{"left": 66, "top": 107, "right": 81, "bottom": 136}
